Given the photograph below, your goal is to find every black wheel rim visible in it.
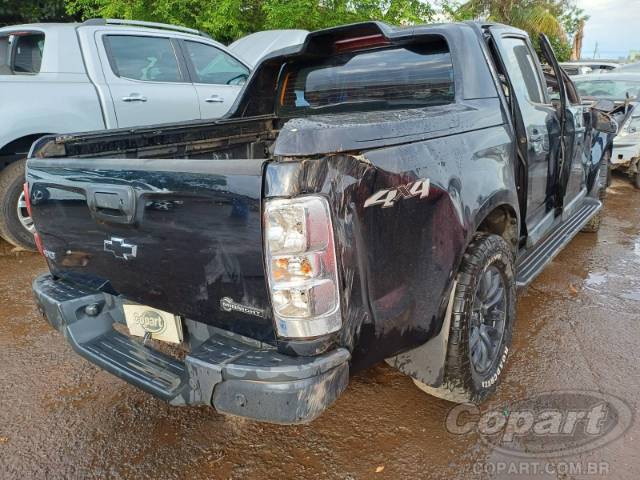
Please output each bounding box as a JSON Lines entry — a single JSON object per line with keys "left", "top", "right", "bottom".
{"left": 469, "top": 265, "right": 507, "bottom": 374}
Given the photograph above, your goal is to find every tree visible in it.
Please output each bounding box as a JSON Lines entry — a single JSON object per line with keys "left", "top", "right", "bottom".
{"left": 0, "top": 0, "right": 75, "bottom": 26}
{"left": 65, "top": 0, "right": 435, "bottom": 43}
{"left": 441, "top": 0, "right": 583, "bottom": 62}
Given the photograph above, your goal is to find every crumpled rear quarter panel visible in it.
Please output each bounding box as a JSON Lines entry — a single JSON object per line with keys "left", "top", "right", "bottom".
{"left": 265, "top": 121, "right": 516, "bottom": 370}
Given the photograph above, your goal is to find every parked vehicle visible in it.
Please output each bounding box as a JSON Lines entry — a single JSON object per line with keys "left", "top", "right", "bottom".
{"left": 560, "top": 63, "right": 592, "bottom": 76}
{"left": 229, "top": 29, "right": 308, "bottom": 67}
{"left": 560, "top": 61, "right": 618, "bottom": 76}
{"left": 1, "top": 19, "right": 277, "bottom": 250}
{"left": 28, "top": 21, "right": 616, "bottom": 424}
{"left": 573, "top": 73, "right": 640, "bottom": 187}
{"left": 615, "top": 61, "right": 640, "bottom": 73}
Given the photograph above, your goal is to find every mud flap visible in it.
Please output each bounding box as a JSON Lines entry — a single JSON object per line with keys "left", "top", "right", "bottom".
{"left": 385, "top": 280, "right": 457, "bottom": 388}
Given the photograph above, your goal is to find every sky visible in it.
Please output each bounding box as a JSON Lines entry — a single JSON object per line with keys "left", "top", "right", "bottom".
{"left": 578, "top": 0, "right": 640, "bottom": 59}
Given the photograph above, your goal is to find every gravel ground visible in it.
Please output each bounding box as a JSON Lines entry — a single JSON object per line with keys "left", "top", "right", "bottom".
{"left": 1, "top": 177, "right": 639, "bottom": 479}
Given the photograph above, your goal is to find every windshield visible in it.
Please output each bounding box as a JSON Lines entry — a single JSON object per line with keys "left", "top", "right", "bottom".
{"left": 574, "top": 78, "right": 640, "bottom": 100}
{"left": 277, "top": 40, "right": 454, "bottom": 117}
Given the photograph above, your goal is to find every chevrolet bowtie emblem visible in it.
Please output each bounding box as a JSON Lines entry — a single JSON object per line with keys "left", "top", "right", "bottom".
{"left": 104, "top": 237, "right": 137, "bottom": 260}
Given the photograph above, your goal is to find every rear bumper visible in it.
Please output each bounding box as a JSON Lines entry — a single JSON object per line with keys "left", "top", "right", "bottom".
{"left": 33, "top": 274, "right": 349, "bottom": 424}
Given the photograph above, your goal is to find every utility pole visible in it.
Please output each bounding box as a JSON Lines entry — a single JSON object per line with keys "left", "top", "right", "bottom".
{"left": 592, "top": 42, "right": 599, "bottom": 59}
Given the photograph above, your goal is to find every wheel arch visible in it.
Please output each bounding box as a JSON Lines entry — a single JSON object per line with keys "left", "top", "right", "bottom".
{"left": 1, "top": 133, "right": 53, "bottom": 170}
{"left": 472, "top": 193, "right": 520, "bottom": 254}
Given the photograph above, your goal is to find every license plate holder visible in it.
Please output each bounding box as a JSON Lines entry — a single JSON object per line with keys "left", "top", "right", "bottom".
{"left": 123, "top": 303, "right": 183, "bottom": 344}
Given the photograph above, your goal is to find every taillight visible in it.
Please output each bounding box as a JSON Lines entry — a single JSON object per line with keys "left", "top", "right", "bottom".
{"left": 264, "top": 196, "right": 341, "bottom": 338}
{"left": 24, "top": 182, "right": 44, "bottom": 257}
{"left": 334, "top": 34, "right": 390, "bottom": 53}
{"left": 34, "top": 232, "right": 44, "bottom": 256}
{"left": 23, "top": 182, "right": 33, "bottom": 218}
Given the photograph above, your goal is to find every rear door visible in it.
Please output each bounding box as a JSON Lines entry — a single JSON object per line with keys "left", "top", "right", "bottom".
{"left": 98, "top": 33, "right": 201, "bottom": 128}
{"left": 539, "top": 34, "right": 589, "bottom": 213}
{"left": 179, "top": 40, "right": 250, "bottom": 119}
{"left": 491, "top": 33, "right": 561, "bottom": 241}
{"left": 27, "top": 157, "right": 275, "bottom": 342}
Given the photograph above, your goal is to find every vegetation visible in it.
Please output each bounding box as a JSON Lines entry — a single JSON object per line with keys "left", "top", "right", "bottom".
{"left": 442, "top": 0, "right": 588, "bottom": 61}
{"left": 1, "top": 0, "right": 586, "bottom": 61}
{"left": 63, "top": 0, "right": 435, "bottom": 43}
{"left": 0, "top": 0, "right": 73, "bottom": 25}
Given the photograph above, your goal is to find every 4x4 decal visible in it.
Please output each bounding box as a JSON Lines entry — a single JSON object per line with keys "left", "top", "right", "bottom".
{"left": 364, "top": 179, "right": 430, "bottom": 209}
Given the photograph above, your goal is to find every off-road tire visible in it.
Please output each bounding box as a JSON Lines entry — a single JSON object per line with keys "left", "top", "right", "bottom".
{"left": 417, "top": 233, "right": 516, "bottom": 404}
{"left": 0, "top": 160, "right": 36, "bottom": 250}
{"left": 581, "top": 205, "right": 603, "bottom": 233}
{"left": 602, "top": 149, "right": 611, "bottom": 194}
{"left": 635, "top": 172, "right": 640, "bottom": 190}
{"left": 581, "top": 163, "right": 608, "bottom": 233}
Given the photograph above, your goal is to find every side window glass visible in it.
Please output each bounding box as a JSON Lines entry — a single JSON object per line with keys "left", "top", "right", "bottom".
{"left": 501, "top": 37, "right": 545, "bottom": 104}
{"left": 184, "top": 41, "right": 249, "bottom": 85}
{"left": 10, "top": 33, "right": 45, "bottom": 74}
{"left": 105, "top": 35, "right": 182, "bottom": 82}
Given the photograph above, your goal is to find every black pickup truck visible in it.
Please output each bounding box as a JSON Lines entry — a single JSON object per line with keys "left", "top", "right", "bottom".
{"left": 27, "top": 21, "right": 617, "bottom": 423}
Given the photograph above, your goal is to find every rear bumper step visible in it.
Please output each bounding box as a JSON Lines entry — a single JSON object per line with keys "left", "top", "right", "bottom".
{"left": 33, "top": 274, "right": 349, "bottom": 424}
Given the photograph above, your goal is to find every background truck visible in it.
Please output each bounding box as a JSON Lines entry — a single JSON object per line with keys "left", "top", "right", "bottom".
{"left": 0, "top": 19, "right": 301, "bottom": 250}
{"left": 28, "top": 21, "right": 616, "bottom": 423}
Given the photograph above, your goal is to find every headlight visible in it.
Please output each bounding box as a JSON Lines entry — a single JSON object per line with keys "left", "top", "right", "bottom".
{"left": 264, "top": 196, "right": 341, "bottom": 338}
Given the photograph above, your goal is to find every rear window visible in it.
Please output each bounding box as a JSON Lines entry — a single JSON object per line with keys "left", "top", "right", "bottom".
{"left": 278, "top": 40, "right": 454, "bottom": 116}
{"left": 0, "top": 32, "right": 45, "bottom": 75}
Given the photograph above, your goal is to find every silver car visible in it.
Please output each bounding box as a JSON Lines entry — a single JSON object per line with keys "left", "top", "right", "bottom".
{"left": 573, "top": 73, "right": 640, "bottom": 187}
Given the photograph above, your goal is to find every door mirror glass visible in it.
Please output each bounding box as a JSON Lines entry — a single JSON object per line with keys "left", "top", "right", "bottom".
{"left": 593, "top": 99, "right": 615, "bottom": 112}
{"left": 592, "top": 110, "right": 618, "bottom": 134}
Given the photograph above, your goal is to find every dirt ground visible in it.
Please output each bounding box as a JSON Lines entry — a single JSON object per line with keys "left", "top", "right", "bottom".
{"left": 1, "top": 177, "right": 639, "bottom": 480}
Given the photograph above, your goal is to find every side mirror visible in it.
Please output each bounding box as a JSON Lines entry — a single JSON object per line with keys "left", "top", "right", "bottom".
{"left": 593, "top": 99, "right": 615, "bottom": 112}
{"left": 592, "top": 110, "right": 619, "bottom": 134}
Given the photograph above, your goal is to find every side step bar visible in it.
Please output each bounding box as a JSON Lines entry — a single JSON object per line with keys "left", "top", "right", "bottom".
{"left": 516, "top": 199, "right": 601, "bottom": 288}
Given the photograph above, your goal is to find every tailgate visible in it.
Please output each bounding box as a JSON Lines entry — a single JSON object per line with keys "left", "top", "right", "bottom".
{"left": 27, "top": 157, "right": 274, "bottom": 343}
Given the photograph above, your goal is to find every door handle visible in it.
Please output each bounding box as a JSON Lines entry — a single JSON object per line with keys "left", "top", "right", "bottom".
{"left": 205, "top": 95, "right": 225, "bottom": 103}
{"left": 122, "top": 94, "right": 147, "bottom": 103}
{"left": 86, "top": 186, "right": 137, "bottom": 225}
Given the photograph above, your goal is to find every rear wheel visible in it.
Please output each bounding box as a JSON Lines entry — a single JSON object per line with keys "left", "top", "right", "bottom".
{"left": 635, "top": 172, "right": 640, "bottom": 190}
{"left": 0, "top": 160, "right": 36, "bottom": 251}
{"left": 582, "top": 161, "right": 608, "bottom": 233}
{"left": 415, "top": 233, "right": 516, "bottom": 404}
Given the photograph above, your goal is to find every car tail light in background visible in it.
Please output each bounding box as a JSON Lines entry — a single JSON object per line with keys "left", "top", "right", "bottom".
{"left": 264, "top": 196, "right": 341, "bottom": 338}
{"left": 23, "top": 182, "right": 32, "bottom": 218}
{"left": 24, "top": 182, "right": 45, "bottom": 257}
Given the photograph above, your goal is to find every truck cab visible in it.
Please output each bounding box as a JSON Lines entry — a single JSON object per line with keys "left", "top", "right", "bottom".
{"left": 27, "top": 21, "right": 616, "bottom": 423}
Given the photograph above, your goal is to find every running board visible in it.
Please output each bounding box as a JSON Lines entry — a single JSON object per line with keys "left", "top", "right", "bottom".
{"left": 516, "top": 199, "right": 601, "bottom": 288}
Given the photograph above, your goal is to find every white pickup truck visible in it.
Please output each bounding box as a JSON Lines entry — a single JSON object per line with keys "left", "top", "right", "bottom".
{"left": 0, "top": 19, "right": 303, "bottom": 250}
